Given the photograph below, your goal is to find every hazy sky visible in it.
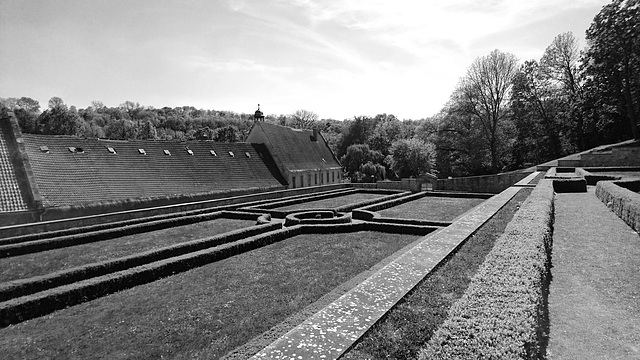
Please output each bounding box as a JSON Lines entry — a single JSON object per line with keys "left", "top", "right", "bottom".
{"left": 0, "top": 0, "right": 610, "bottom": 120}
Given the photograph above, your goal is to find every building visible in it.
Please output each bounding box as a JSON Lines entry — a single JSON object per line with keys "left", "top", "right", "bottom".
{"left": 246, "top": 121, "right": 342, "bottom": 189}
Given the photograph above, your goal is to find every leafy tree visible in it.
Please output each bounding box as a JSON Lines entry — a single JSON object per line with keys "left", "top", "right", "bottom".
{"left": 458, "top": 49, "right": 519, "bottom": 172}
{"left": 341, "top": 144, "right": 384, "bottom": 181}
{"left": 367, "top": 114, "right": 403, "bottom": 155}
{"left": 213, "top": 124, "right": 240, "bottom": 143}
{"left": 336, "top": 116, "right": 376, "bottom": 157}
{"left": 386, "top": 138, "right": 435, "bottom": 178}
{"left": 37, "top": 97, "right": 82, "bottom": 135}
{"left": 581, "top": 0, "right": 640, "bottom": 140}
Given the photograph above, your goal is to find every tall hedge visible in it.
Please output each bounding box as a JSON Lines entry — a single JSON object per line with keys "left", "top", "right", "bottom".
{"left": 595, "top": 179, "right": 640, "bottom": 233}
{"left": 419, "top": 180, "right": 555, "bottom": 359}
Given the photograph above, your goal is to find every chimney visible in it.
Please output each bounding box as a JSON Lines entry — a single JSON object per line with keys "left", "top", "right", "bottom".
{"left": 312, "top": 128, "right": 319, "bottom": 142}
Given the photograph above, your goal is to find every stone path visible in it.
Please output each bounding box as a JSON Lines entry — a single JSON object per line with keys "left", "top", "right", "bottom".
{"left": 547, "top": 187, "right": 640, "bottom": 359}
{"left": 250, "top": 184, "right": 528, "bottom": 359}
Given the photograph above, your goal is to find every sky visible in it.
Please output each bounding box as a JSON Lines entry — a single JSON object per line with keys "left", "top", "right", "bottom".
{"left": 0, "top": 0, "right": 611, "bottom": 120}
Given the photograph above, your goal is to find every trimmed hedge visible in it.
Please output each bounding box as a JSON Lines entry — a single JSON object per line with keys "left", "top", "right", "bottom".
{"left": 283, "top": 211, "right": 352, "bottom": 227}
{"left": 0, "top": 219, "right": 438, "bottom": 327}
{"left": 0, "top": 222, "right": 280, "bottom": 302}
{"left": 552, "top": 178, "right": 587, "bottom": 193}
{"left": 595, "top": 179, "right": 640, "bottom": 233}
{"left": 419, "top": 180, "right": 555, "bottom": 360}
{"left": 576, "top": 168, "right": 622, "bottom": 186}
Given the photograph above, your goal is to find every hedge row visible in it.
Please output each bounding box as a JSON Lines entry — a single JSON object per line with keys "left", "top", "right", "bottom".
{"left": 0, "top": 223, "right": 296, "bottom": 327}
{"left": 595, "top": 179, "right": 640, "bottom": 233}
{"left": 576, "top": 168, "right": 622, "bottom": 186}
{"left": 283, "top": 211, "right": 352, "bottom": 227}
{"left": 0, "top": 222, "right": 281, "bottom": 302}
{"left": 0, "top": 217, "right": 437, "bottom": 327}
{"left": 244, "top": 189, "right": 356, "bottom": 210}
{"left": 352, "top": 209, "right": 451, "bottom": 227}
{"left": 334, "top": 191, "right": 411, "bottom": 213}
{"left": 419, "top": 180, "right": 555, "bottom": 360}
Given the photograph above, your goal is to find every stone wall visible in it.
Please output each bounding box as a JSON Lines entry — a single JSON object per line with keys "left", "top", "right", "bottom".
{"left": 436, "top": 171, "right": 531, "bottom": 194}
{"left": 579, "top": 148, "right": 640, "bottom": 167}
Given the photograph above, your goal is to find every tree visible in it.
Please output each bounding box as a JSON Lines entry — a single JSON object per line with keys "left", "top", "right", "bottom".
{"left": 340, "top": 144, "right": 384, "bottom": 181}
{"left": 213, "top": 124, "right": 240, "bottom": 143}
{"left": 367, "top": 114, "right": 403, "bottom": 155}
{"left": 290, "top": 109, "right": 319, "bottom": 129}
{"left": 581, "top": 0, "right": 640, "bottom": 140}
{"left": 38, "top": 97, "right": 82, "bottom": 135}
{"left": 459, "top": 49, "right": 519, "bottom": 172}
{"left": 386, "top": 138, "right": 435, "bottom": 178}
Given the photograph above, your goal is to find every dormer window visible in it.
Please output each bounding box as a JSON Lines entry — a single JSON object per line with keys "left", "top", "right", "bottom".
{"left": 40, "top": 146, "right": 49, "bottom": 153}
{"left": 138, "top": 149, "right": 146, "bottom": 155}
{"left": 164, "top": 150, "right": 171, "bottom": 156}
{"left": 68, "top": 147, "right": 76, "bottom": 153}
{"left": 210, "top": 150, "right": 217, "bottom": 156}
{"left": 107, "top": 147, "right": 116, "bottom": 154}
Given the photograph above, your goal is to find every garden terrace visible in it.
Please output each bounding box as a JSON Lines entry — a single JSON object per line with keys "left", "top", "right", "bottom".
{"left": 595, "top": 178, "right": 640, "bottom": 232}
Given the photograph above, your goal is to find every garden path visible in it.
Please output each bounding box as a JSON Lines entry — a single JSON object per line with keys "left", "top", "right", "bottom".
{"left": 547, "top": 187, "right": 640, "bottom": 359}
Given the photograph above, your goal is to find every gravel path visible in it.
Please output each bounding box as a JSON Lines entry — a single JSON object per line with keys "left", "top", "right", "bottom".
{"left": 547, "top": 187, "right": 640, "bottom": 359}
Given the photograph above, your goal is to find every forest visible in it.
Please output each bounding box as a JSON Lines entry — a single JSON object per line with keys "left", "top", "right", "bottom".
{"left": 1, "top": 0, "right": 638, "bottom": 181}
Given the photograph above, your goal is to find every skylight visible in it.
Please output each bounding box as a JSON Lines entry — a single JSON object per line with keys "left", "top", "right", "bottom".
{"left": 68, "top": 147, "right": 76, "bottom": 153}
{"left": 138, "top": 149, "right": 146, "bottom": 155}
{"left": 210, "top": 150, "right": 217, "bottom": 156}
{"left": 40, "top": 146, "right": 49, "bottom": 153}
{"left": 107, "top": 147, "right": 116, "bottom": 154}
{"left": 187, "top": 149, "right": 194, "bottom": 155}
{"left": 245, "top": 152, "right": 251, "bottom": 158}
{"left": 164, "top": 150, "right": 171, "bottom": 156}
{"left": 229, "top": 151, "right": 234, "bottom": 157}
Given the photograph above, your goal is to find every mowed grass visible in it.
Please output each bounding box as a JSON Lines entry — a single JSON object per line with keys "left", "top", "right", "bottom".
{"left": 0, "top": 218, "right": 254, "bottom": 283}
{"left": 342, "top": 188, "right": 532, "bottom": 359}
{"left": 377, "top": 196, "right": 486, "bottom": 221}
{"left": 0, "top": 231, "right": 420, "bottom": 360}
{"left": 274, "top": 192, "right": 388, "bottom": 211}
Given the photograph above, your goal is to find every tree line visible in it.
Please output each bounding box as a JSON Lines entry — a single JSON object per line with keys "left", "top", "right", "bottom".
{"left": 2, "top": 0, "right": 637, "bottom": 181}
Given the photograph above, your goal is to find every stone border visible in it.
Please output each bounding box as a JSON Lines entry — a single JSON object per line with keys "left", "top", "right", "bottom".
{"left": 250, "top": 187, "right": 522, "bottom": 359}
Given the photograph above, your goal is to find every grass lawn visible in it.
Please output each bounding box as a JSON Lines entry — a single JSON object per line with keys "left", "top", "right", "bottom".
{"left": 341, "top": 188, "right": 532, "bottom": 360}
{"left": 274, "top": 192, "right": 388, "bottom": 211}
{"left": 0, "top": 231, "right": 420, "bottom": 360}
{"left": 0, "top": 218, "right": 254, "bottom": 283}
{"left": 377, "top": 196, "right": 486, "bottom": 221}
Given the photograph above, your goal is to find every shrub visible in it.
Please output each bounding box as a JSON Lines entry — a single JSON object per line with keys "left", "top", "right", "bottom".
{"left": 595, "top": 179, "right": 640, "bottom": 232}
{"left": 419, "top": 180, "right": 554, "bottom": 359}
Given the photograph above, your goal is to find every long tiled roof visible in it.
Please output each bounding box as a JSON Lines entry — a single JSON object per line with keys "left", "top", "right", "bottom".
{"left": 0, "top": 128, "right": 29, "bottom": 212}
{"left": 21, "top": 134, "right": 286, "bottom": 207}
{"left": 250, "top": 122, "right": 341, "bottom": 172}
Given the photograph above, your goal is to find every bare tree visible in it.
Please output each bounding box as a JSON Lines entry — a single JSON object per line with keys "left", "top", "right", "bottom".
{"left": 541, "top": 31, "right": 582, "bottom": 97}
{"left": 290, "top": 109, "right": 319, "bottom": 129}
{"left": 460, "top": 49, "right": 519, "bottom": 172}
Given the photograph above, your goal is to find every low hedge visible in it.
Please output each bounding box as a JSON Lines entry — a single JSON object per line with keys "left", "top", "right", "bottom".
{"left": 552, "top": 178, "right": 587, "bottom": 193}
{"left": 595, "top": 179, "right": 640, "bottom": 233}
{"left": 576, "top": 168, "right": 621, "bottom": 186}
{"left": 244, "top": 189, "right": 356, "bottom": 210}
{"left": 0, "top": 211, "right": 267, "bottom": 258}
{"left": 283, "top": 211, "right": 352, "bottom": 227}
{"left": 0, "top": 217, "right": 437, "bottom": 327}
{"left": 419, "top": 180, "right": 555, "bottom": 359}
{"left": 0, "top": 222, "right": 280, "bottom": 302}
{"left": 334, "top": 191, "right": 411, "bottom": 212}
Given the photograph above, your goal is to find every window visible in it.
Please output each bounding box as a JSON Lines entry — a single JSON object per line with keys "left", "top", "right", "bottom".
{"left": 300, "top": 175, "right": 304, "bottom": 187}
{"left": 292, "top": 176, "right": 296, "bottom": 188}
{"left": 107, "top": 147, "right": 116, "bottom": 154}
{"left": 308, "top": 174, "right": 311, "bottom": 186}
{"left": 315, "top": 174, "right": 317, "bottom": 185}
{"left": 138, "top": 148, "right": 146, "bottom": 155}
{"left": 40, "top": 146, "right": 49, "bottom": 153}
{"left": 326, "top": 172, "right": 329, "bottom": 183}
{"left": 186, "top": 149, "right": 194, "bottom": 155}
{"left": 210, "top": 150, "right": 217, "bottom": 156}
{"left": 164, "top": 149, "right": 171, "bottom": 156}
{"left": 332, "top": 171, "right": 335, "bottom": 182}
{"left": 245, "top": 152, "right": 251, "bottom": 158}
{"left": 68, "top": 147, "right": 76, "bottom": 153}
{"left": 229, "top": 151, "right": 234, "bottom": 157}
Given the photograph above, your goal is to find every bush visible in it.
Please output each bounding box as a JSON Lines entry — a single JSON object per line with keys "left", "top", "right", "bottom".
{"left": 419, "top": 180, "right": 554, "bottom": 359}
{"left": 595, "top": 179, "right": 640, "bottom": 233}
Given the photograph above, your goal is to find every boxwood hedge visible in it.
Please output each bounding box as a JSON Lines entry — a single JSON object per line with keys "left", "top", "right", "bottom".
{"left": 419, "top": 180, "right": 554, "bottom": 360}
{"left": 595, "top": 179, "right": 640, "bottom": 233}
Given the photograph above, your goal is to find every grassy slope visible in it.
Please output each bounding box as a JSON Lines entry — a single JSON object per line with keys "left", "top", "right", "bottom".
{"left": 377, "top": 196, "right": 486, "bottom": 221}
{"left": 0, "top": 218, "right": 254, "bottom": 282}
{"left": 341, "top": 188, "right": 532, "bottom": 359}
{"left": 547, "top": 188, "right": 640, "bottom": 358}
{"left": 0, "top": 231, "right": 419, "bottom": 360}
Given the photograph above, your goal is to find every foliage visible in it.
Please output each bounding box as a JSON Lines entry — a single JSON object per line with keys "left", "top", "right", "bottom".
{"left": 340, "top": 144, "right": 384, "bottom": 181}
{"left": 386, "top": 138, "right": 435, "bottom": 178}
{"left": 289, "top": 109, "right": 319, "bottom": 129}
